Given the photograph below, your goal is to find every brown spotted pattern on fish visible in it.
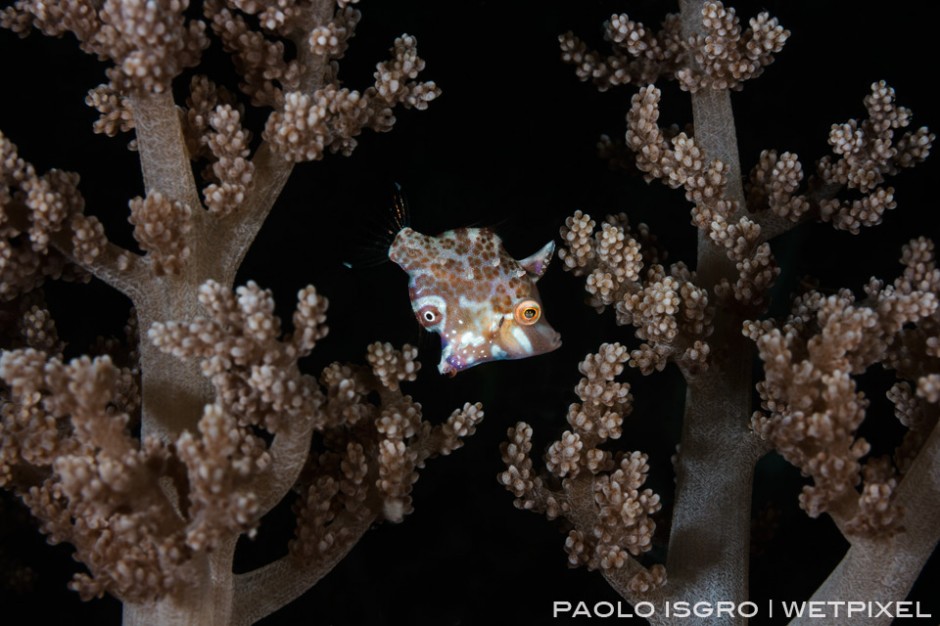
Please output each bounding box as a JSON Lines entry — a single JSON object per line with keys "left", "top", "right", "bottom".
{"left": 389, "top": 226, "right": 561, "bottom": 375}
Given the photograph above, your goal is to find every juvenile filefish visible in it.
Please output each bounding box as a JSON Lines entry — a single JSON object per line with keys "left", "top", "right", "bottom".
{"left": 389, "top": 226, "right": 562, "bottom": 376}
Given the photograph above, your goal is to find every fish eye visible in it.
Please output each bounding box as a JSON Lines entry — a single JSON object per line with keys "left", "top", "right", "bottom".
{"left": 417, "top": 305, "right": 441, "bottom": 327}
{"left": 514, "top": 299, "right": 541, "bottom": 325}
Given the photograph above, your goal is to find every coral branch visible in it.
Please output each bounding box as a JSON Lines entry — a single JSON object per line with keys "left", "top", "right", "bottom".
{"left": 0, "top": 350, "right": 184, "bottom": 602}
{"left": 2, "top": 0, "right": 452, "bottom": 621}
{"left": 233, "top": 347, "right": 482, "bottom": 623}
{"left": 213, "top": 141, "right": 295, "bottom": 280}
{"left": 128, "top": 192, "right": 193, "bottom": 276}
{"left": 0, "top": 131, "right": 142, "bottom": 297}
{"left": 204, "top": 5, "right": 440, "bottom": 278}
{"left": 559, "top": 211, "right": 713, "bottom": 376}
{"left": 550, "top": 1, "right": 796, "bottom": 617}
{"left": 129, "top": 90, "right": 203, "bottom": 260}
{"left": 559, "top": 14, "right": 684, "bottom": 92}
{"left": 499, "top": 345, "right": 666, "bottom": 604}
{"left": 559, "top": 1, "right": 788, "bottom": 93}
{"left": 625, "top": 83, "right": 776, "bottom": 310}
{"left": 2, "top": 0, "right": 208, "bottom": 94}
{"left": 750, "top": 82, "right": 934, "bottom": 239}
{"left": 202, "top": 105, "right": 255, "bottom": 217}
{"left": 748, "top": 239, "right": 939, "bottom": 537}
{"left": 793, "top": 419, "right": 940, "bottom": 626}
{"left": 676, "top": 1, "right": 788, "bottom": 92}
{"left": 232, "top": 509, "right": 374, "bottom": 626}
{"left": 262, "top": 34, "right": 439, "bottom": 162}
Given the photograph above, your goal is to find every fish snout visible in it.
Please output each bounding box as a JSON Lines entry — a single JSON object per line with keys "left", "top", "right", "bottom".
{"left": 547, "top": 328, "right": 562, "bottom": 351}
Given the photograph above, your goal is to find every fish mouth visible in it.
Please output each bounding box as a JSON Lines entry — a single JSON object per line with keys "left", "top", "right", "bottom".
{"left": 438, "top": 351, "right": 476, "bottom": 376}
{"left": 438, "top": 360, "right": 458, "bottom": 377}
{"left": 437, "top": 335, "right": 563, "bottom": 376}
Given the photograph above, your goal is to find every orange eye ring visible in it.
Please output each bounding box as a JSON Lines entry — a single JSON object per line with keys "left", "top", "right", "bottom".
{"left": 514, "top": 299, "right": 541, "bottom": 325}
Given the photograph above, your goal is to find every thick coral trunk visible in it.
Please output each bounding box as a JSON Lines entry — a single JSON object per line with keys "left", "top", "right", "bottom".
{"left": 232, "top": 513, "right": 376, "bottom": 625}
{"left": 135, "top": 284, "right": 215, "bottom": 442}
{"left": 665, "top": 358, "right": 762, "bottom": 622}
{"left": 791, "top": 421, "right": 940, "bottom": 626}
{"left": 129, "top": 90, "right": 219, "bottom": 442}
{"left": 657, "top": 3, "right": 764, "bottom": 621}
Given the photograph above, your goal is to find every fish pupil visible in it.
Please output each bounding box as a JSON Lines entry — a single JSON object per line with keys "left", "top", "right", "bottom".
{"left": 513, "top": 300, "right": 542, "bottom": 326}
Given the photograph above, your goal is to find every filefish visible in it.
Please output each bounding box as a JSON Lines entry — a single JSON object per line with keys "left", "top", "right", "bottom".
{"left": 389, "top": 225, "right": 562, "bottom": 376}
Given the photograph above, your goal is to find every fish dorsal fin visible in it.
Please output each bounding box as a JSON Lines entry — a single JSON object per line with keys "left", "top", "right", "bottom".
{"left": 341, "top": 182, "right": 412, "bottom": 269}
{"left": 390, "top": 182, "right": 411, "bottom": 233}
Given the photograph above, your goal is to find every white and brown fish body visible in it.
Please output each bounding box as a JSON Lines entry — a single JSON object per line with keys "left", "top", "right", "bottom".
{"left": 389, "top": 226, "right": 561, "bottom": 375}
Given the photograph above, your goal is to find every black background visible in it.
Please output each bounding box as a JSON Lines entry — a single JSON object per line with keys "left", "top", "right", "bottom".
{"left": 1, "top": 1, "right": 938, "bottom": 624}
